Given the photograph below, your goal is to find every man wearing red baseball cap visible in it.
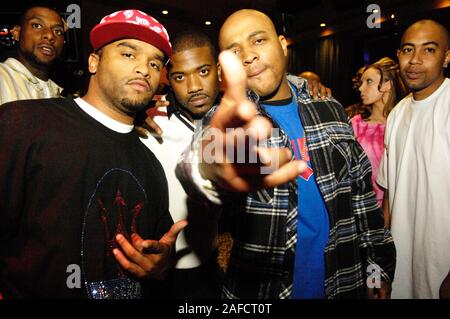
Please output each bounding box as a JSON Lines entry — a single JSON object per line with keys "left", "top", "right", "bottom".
{"left": 0, "top": 9, "right": 186, "bottom": 299}
{"left": 90, "top": 9, "right": 172, "bottom": 61}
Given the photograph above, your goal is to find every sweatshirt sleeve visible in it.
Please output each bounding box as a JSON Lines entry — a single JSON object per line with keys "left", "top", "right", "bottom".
{"left": 0, "top": 102, "right": 32, "bottom": 240}
{"left": 175, "top": 105, "right": 223, "bottom": 206}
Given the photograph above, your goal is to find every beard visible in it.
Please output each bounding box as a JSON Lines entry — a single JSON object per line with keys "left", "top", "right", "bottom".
{"left": 120, "top": 95, "right": 154, "bottom": 115}
{"left": 401, "top": 78, "right": 427, "bottom": 93}
{"left": 180, "top": 103, "right": 211, "bottom": 120}
{"left": 20, "top": 48, "right": 56, "bottom": 69}
{"left": 98, "top": 75, "right": 156, "bottom": 117}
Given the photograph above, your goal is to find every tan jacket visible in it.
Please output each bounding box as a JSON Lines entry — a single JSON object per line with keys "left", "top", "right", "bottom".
{"left": 0, "top": 58, "right": 62, "bottom": 105}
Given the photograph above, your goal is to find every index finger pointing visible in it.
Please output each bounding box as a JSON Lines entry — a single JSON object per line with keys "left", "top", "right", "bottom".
{"left": 211, "top": 51, "right": 256, "bottom": 130}
{"left": 219, "top": 50, "right": 248, "bottom": 105}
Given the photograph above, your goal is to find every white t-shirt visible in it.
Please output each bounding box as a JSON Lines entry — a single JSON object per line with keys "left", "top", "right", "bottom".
{"left": 377, "top": 78, "right": 450, "bottom": 298}
{"left": 140, "top": 107, "right": 219, "bottom": 269}
{"left": 74, "top": 97, "right": 134, "bottom": 133}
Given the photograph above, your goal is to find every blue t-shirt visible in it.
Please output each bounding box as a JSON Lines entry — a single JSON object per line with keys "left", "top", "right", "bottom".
{"left": 262, "top": 93, "right": 330, "bottom": 299}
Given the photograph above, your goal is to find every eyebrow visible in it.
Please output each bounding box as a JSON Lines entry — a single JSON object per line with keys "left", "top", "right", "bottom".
{"left": 154, "top": 53, "right": 165, "bottom": 62}
{"left": 401, "top": 41, "right": 440, "bottom": 48}
{"left": 225, "top": 30, "right": 267, "bottom": 50}
{"left": 27, "top": 16, "right": 64, "bottom": 28}
{"left": 117, "top": 42, "right": 138, "bottom": 50}
{"left": 117, "top": 41, "right": 165, "bottom": 62}
{"left": 170, "top": 64, "right": 212, "bottom": 75}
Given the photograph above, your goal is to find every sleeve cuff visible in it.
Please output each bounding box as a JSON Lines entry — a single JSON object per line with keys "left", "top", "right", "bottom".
{"left": 190, "top": 143, "right": 222, "bottom": 205}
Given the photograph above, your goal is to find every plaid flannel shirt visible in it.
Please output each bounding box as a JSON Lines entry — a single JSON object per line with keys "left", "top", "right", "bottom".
{"left": 176, "top": 74, "right": 396, "bottom": 299}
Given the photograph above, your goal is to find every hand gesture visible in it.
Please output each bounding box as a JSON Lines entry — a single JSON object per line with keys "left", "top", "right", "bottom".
{"left": 199, "top": 51, "right": 306, "bottom": 192}
{"left": 113, "top": 220, "right": 188, "bottom": 280}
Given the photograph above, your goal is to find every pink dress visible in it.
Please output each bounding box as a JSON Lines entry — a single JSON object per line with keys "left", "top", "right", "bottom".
{"left": 351, "top": 114, "right": 385, "bottom": 207}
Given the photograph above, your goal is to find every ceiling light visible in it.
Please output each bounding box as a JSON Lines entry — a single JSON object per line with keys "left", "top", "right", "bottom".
{"left": 320, "top": 23, "right": 326, "bottom": 27}
{"left": 391, "top": 14, "right": 395, "bottom": 19}
{"left": 162, "top": 10, "right": 168, "bottom": 15}
{"left": 205, "top": 21, "right": 212, "bottom": 25}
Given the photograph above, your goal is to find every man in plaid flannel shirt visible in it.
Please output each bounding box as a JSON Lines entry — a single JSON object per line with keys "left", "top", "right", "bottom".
{"left": 176, "top": 9, "right": 396, "bottom": 299}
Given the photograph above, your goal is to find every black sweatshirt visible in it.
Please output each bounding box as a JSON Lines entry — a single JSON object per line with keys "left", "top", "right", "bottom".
{"left": 0, "top": 98, "right": 173, "bottom": 298}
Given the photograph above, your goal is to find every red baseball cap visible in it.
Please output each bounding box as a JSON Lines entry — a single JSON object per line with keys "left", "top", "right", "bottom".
{"left": 90, "top": 9, "right": 172, "bottom": 58}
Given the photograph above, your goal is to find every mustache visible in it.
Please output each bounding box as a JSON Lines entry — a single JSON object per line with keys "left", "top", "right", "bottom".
{"left": 188, "top": 93, "right": 209, "bottom": 102}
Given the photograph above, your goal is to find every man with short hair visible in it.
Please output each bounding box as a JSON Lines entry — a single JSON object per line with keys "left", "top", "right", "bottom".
{"left": 177, "top": 9, "right": 396, "bottom": 299}
{"left": 377, "top": 19, "right": 450, "bottom": 299}
{"left": 0, "top": 6, "right": 65, "bottom": 105}
{"left": 140, "top": 30, "right": 223, "bottom": 298}
{"left": 0, "top": 9, "right": 185, "bottom": 299}
{"left": 165, "top": 31, "right": 221, "bottom": 122}
{"left": 140, "top": 29, "right": 332, "bottom": 298}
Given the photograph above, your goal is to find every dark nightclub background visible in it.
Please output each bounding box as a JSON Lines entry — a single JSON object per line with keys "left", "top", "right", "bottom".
{"left": 1, "top": 0, "right": 449, "bottom": 106}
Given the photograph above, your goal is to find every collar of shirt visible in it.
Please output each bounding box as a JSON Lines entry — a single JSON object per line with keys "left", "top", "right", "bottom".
{"left": 5, "top": 57, "right": 62, "bottom": 92}
{"left": 74, "top": 97, "right": 134, "bottom": 133}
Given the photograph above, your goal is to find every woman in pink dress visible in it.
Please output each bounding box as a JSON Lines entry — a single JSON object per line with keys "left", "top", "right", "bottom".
{"left": 349, "top": 57, "right": 407, "bottom": 211}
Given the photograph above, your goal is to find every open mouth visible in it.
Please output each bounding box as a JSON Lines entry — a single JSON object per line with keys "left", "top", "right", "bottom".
{"left": 38, "top": 45, "right": 55, "bottom": 56}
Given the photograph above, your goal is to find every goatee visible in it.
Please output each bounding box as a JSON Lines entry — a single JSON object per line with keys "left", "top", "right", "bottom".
{"left": 121, "top": 96, "right": 154, "bottom": 115}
